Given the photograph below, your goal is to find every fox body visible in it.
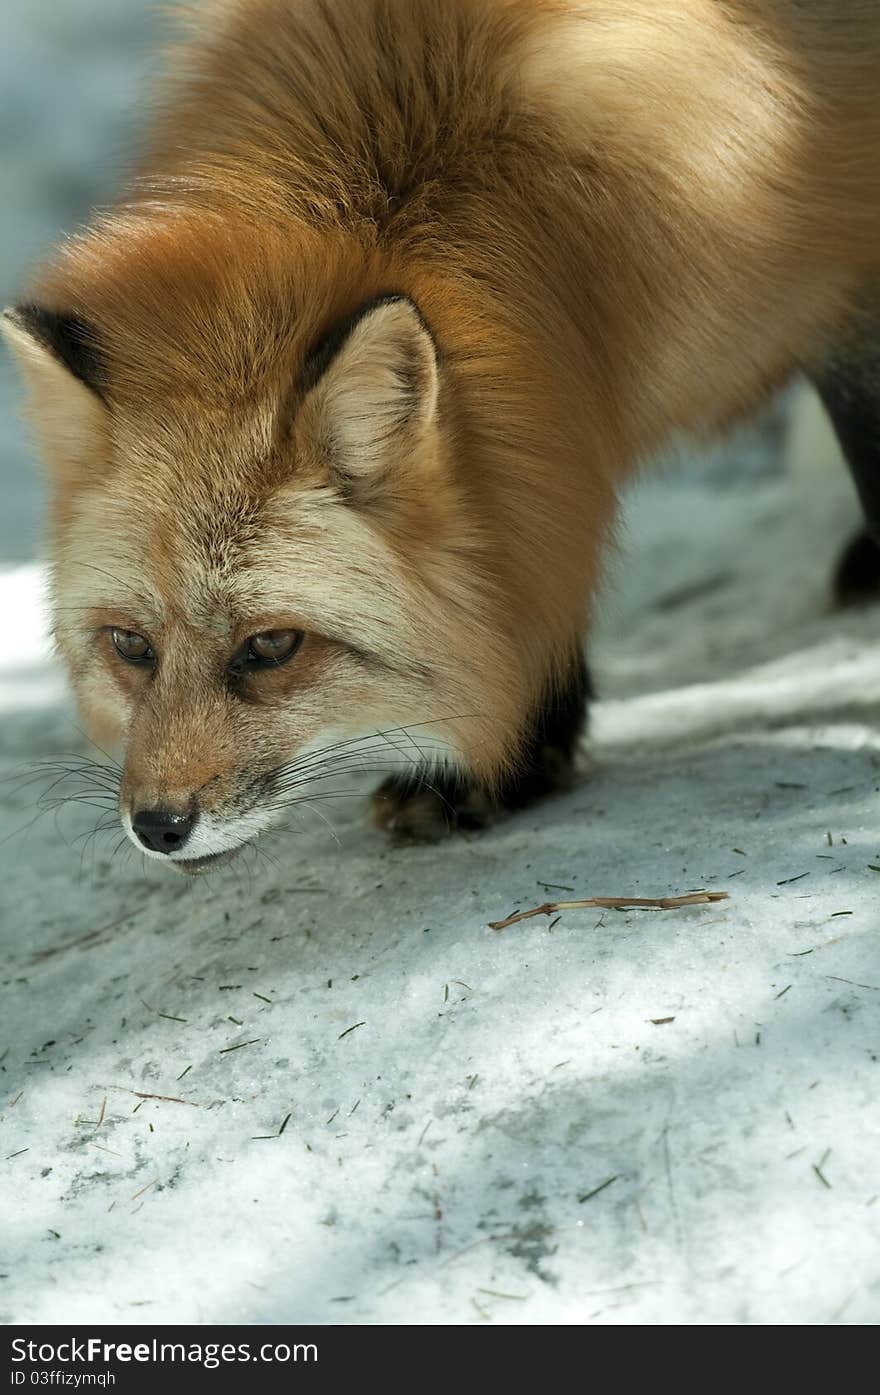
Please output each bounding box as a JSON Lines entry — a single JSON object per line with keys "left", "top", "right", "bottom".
{"left": 4, "top": 0, "right": 880, "bottom": 868}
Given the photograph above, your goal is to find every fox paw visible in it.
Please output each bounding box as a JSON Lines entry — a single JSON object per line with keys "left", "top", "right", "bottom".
{"left": 369, "top": 743, "right": 579, "bottom": 841}
{"left": 370, "top": 776, "right": 494, "bottom": 841}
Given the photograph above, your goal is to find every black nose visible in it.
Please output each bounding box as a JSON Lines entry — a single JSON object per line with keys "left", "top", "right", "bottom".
{"left": 132, "top": 807, "right": 195, "bottom": 854}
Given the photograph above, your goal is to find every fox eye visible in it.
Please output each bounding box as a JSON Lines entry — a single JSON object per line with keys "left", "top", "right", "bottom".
{"left": 234, "top": 628, "right": 303, "bottom": 671}
{"left": 111, "top": 628, "right": 154, "bottom": 664}
{"left": 248, "top": 629, "right": 302, "bottom": 663}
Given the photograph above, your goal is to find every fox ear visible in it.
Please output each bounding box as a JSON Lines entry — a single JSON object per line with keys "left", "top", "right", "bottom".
{"left": 297, "top": 295, "right": 440, "bottom": 498}
{"left": 2, "top": 305, "right": 106, "bottom": 398}
{"left": 2, "top": 305, "right": 110, "bottom": 480}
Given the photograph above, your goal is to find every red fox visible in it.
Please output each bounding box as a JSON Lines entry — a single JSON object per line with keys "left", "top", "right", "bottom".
{"left": 3, "top": 0, "right": 880, "bottom": 871}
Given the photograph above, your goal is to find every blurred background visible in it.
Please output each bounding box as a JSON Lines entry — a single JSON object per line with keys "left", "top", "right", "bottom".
{"left": 0, "top": 0, "right": 162, "bottom": 559}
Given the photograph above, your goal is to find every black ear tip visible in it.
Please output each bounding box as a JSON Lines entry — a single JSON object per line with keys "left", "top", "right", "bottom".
{"left": 2, "top": 305, "right": 33, "bottom": 335}
{"left": 301, "top": 292, "right": 434, "bottom": 395}
{"left": 10, "top": 302, "right": 47, "bottom": 330}
{"left": 7, "top": 302, "right": 106, "bottom": 399}
{"left": 13, "top": 301, "right": 80, "bottom": 341}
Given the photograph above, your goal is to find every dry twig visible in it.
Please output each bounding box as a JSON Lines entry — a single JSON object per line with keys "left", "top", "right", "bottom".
{"left": 488, "top": 890, "right": 729, "bottom": 931}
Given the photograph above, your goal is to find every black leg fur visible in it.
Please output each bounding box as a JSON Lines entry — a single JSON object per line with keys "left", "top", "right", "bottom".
{"left": 811, "top": 299, "right": 880, "bottom": 606}
{"left": 831, "top": 528, "right": 880, "bottom": 608}
{"left": 371, "top": 653, "right": 591, "bottom": 839}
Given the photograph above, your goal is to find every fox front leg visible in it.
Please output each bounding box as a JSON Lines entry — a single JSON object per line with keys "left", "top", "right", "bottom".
{"left": 812, "top": 295, "right": 880, "bottom": 606}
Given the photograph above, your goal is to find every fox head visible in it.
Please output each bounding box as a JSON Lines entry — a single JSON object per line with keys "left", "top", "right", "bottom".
{"left": 3, "top": 214, "right": 594, "bottom": 869}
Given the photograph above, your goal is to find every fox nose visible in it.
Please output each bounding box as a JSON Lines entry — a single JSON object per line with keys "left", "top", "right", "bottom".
{"left": 131, "top": 807, "right": 195, "bottom": 854}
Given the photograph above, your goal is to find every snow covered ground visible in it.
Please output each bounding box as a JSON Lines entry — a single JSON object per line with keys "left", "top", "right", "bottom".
{"left": 3, "top": 392, "right": 880, "bottom": 1326}
{"left": 2, "top": 0, "right": 880, "bottom": 1328}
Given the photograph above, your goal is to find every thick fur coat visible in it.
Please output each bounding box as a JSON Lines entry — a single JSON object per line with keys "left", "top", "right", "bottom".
{"left": 4, "top": 0, "right": 880, "bottom": 864}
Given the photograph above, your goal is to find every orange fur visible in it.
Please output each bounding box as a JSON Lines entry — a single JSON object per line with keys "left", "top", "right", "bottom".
{"left": 3, "top": 0, "right": 879, "bottom": 859}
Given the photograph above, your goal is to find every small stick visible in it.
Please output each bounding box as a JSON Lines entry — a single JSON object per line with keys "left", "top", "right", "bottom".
{"left": 122, "top": 1089, "right": 199, "bottom": 1106}
{"left": 489, "top": 890, "right": 729, "bottom": 931}
{"left": 95, "top": 1086, "right": 196, "bottom": 1108}
{"left": 130, "top": 1178, "right": 159, "bottom": 1202}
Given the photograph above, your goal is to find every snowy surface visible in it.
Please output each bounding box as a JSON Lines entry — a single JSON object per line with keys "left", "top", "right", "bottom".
{"left": 2, "top": 1, "right": 880, "bottom": 1329}
{"left": 3, "top": 391, "right": 880, "bottom": 1326}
